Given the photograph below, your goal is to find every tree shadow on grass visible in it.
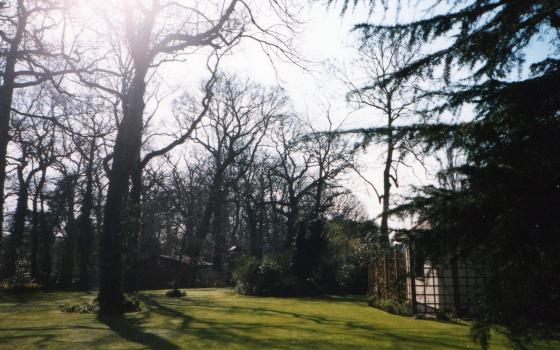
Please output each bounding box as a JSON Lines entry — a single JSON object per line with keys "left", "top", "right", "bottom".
{"left": 191, "top": 301, "right": 332, "bottom": 324}
{"left": 137, "top": 294, "right": 195, "bottom": 329}
{"left": 134, "top": 294, "right": 472, "bottom": 350}
{"left": 97, "top": 312, "right": 181, "bottom": 350}
{"left": 0, "top": 291, "right": 492, "bottom": 350}
{"left": 344, "top": 320, "right": 472, "bottom": 350}
{"left": 137, "top": 295, "right": 288, "bottom": 349}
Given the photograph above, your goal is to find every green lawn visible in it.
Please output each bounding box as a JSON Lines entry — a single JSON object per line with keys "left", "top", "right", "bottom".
{"left": 0, "top": 288, "right": 557, "bottom": 350}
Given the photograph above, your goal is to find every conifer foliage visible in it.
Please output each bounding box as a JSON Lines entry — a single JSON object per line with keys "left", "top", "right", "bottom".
{"left": 329, "top": 0, "right": 560, "bottom": 347}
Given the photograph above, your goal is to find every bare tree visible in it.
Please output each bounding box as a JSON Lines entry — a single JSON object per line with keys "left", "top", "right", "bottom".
{"left": 271, "top": 118, "right": 352, "bottom": 249}
{"left": 235, "top": 155, "right": 273, "bottom": 259}
{"left": 2, "top": 115, "right": 57, "bottom": 278}
{"left": 188, "top": 75, "right": 288, "bottom": 278}
{"left": 346, "top": 32, "right": 426, "bottom": 242}
{"left": 66, "top": 101, "right": 113, "bottom": 290}
{"left": 121, "top": 60, "right": 221, "bottom": 293}
{"left": 77, "top": 1, "right": 240, "bottom": 312}
{"left": 0, "top": 0, "right": 83, "bottom": 239}
{"left": 71, "top": 0, "right": 300, "bottom": 312}
{"left": 149, "top": 155, "right": 206, "bottom": 291}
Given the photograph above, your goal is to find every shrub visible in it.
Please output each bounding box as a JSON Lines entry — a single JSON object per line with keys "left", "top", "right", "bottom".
{"left": 165, "top": 289, "right": 186, "bottom": 298}
{"left": 59, "top": 294, "right": 144, "bottom": 314}
{"left": 334, "top": 257, "right": 368, "bottom": 294}
{"left": 123, "top": 294, "right": 144, "bottom": 313}
{"left": 436, "top": 310, "right": 452, "bottom": 321}
{"left": 372, "top": 298, "right": 412, "bottom": 316}
{"left": 233, "top": 256, "right": 260, "bottom": 295}
{"left": 0, "top": 276, "right": 42, "bottom": 294}
{"left": 60, "top": 300, "right": 99, "bottom": 314}
{"left": 233, "top": 254, "right": 298, "bottom": 296}
{"left": 323, "top": 220, "right": 377, "bottom": 294}
{"left": 255, "top": 255, "right": 290, "bottom": 295}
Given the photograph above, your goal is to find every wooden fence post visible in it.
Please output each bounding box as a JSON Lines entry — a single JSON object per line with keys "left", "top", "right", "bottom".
{"left": 408, "top": 244, "right": 418, "bottom": 314}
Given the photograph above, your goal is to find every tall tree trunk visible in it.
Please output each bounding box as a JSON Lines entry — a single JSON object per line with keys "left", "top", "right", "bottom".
{"left": 284, "top": 203, "right": 299, "bottom": 249}
{"left": 94, "top": 172, "right": 104, "bottom": 237}
{"left": 123, "top": 161, "right": 142, "bottom": 293}
{"left": 30, "top": 191, "right": 40, "bottom": 280}
{"left": 293, "top": 220, "right": 308, "bottom": 282}
{"left": 314, "top": 165, "right": 324, "bottom": 220}
{"left": 38, "top": 190, "right": 53, "bottom": 286}
{"left": 173, "top": 227, "right": 189, "bottom": 290}
{"left": 59, "top": 177, "right": 76, "bottom": 287}
{"left": 256, "top": 204, "right": 266, "bottom": 258}
{"left": 30, "top": 170, "right": 47, "bottom": 280}
{"left": 98, "top": 67, "right": 146, "bottom": 313}
{"left": 0, "top": 5, "right": 26, "bottom": 244}
{"left": 0, "top": 89, "right": 12, "bottom": 244}
{"left": 187, "top": 171, "right": 224, "bottom": 285}
{"left": 211, "top": 190, "right": 227, "bottom": 275}
{"left": 380, "top": 114, "right": 394, "bottom": 244}
{"left": 77, "top": 143, "right": 96, "bottom": 290}
{"left": 246, "top": 201, "right": 260, "bottom": 258}
{"left": 187, "top": 208, "right": 211, "bottom": 287}
{"left": 3, "top": 171, "right": 29, "bottom": 278}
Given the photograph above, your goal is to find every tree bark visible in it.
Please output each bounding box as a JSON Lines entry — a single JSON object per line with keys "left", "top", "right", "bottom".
{"left": 246, "top": 201, "right": 262, "bottom": 259}
{"left": 211, "top": 190, "right": 227, "bottom": 275}
{"left": 284, "top": 202, "right": 299, "bottom": 249}
{"left": 173, "top": 227, "right": 189, "bottom": 290}
{"left": 380, "top": 110, "right": 394, "bottom": 244}
{"left": 2, "top": 170, "right": 30, "bottom": 278}
{"left": 98, "top": 67, "right": 146, "bottom": 313}
{"left": 59, "top": 177, "right": 77, "bottom": 287}
{"left": 123, "top": 161, "right": 142, "bottom": 293}
{"left": 186, "top": 171, "right": 223, "bottom": 285}
{"left": 77, "top": 142, "right": 96, "bottom": 290}
{"left": 39, "top": 191, "right": 53, "bottom": 287}
{"left": 0, "top": 90, "right": 12, "bottom": 243}
{"left": 30, "top": 170, "right": 47, "bottom": 280}
{"left": 30, "top": 191, "right": 40, "bottom": 279}
{"left": 0, "top": 3, "right": 27, "bottom": 244}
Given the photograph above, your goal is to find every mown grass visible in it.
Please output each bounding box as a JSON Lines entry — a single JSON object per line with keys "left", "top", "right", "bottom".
{"left": 0, "top": 288, "right": 557, "bottom": 349}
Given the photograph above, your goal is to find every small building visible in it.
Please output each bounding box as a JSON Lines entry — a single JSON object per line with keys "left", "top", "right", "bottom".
{"left": 406, "top": 252, "right": 486, "bottom": 317}
{"left": 368, "top": 245, "right": 486, "bottom": 317}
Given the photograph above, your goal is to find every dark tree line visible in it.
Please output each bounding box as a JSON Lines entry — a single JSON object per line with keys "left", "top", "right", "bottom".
{"left": 142, "top": 76, "right": 363, "bottom": 294}
{"left": 0, "top": 0, "right": 371, "bottom": 317}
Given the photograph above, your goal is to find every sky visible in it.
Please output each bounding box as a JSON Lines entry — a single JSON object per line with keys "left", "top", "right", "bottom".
{"left": 12, "top": 0, "right": 553, "bottom": 226}
{"left": 2, "top": 0, "right": 555, "bottom": 234}
{"left": 214, "top": 1, "right": 431, "bottom": 222}
{"left": 141, "top": 1, "right": 440, "bottom": 224}
{"left": 205, "top": 0, "right": 556, "bottom": 223}
{"left": 3, "top": 0, "right": 415, "bottom": 226}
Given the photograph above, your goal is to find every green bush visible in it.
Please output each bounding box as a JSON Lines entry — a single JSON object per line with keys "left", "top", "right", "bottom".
{"left": 234, "top": 254, "right": 298, "bottom": 296}
{"left": 334, "top": 252, "right": 368, "bottom": 294}
{"left": 234, "top": 219, "right": 379, "bottom": 297}
{"left": 59, "top": 294, "right": 144, "bottom": 314}
{"left": 256, "top": 255, "right": 293, "bottom": 295}
{"left": 372, "top": 298, "right": 412, "bottom": 316}
{"left": 323, "top": 220, "right": 377, "bottom": 294}
{"left": 233, "top": 256, "right": 260, "bottom": 295}
{"left": 165, "top": 289, "right": 186, "bottom": 298}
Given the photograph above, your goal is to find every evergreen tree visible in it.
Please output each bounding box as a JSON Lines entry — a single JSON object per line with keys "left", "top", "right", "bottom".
{"left": 329, "top": 0, "right": 560, "bottom": 348}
